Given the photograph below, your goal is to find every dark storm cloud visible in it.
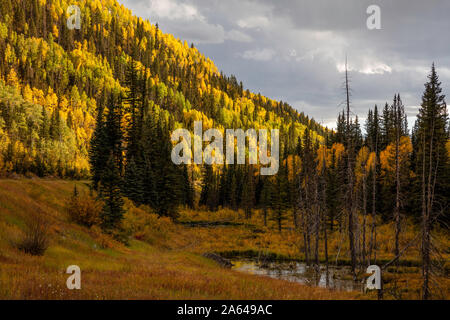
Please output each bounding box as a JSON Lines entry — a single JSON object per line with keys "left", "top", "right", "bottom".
{"left": 119, "top": 0, "right": 450, "bottom": 129}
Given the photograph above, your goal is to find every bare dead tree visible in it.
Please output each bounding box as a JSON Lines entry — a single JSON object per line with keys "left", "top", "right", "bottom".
{"left": 344, "top": 57, "right": 357, "bottom": 276}
{"left": 361, "top": 153, "right": 368, "bottom": 265}
{"left": 321, "top": 144, "right": 329, "bottom": 270}
{"left": 369, "top": 120, "right": 379, "bottom": 265}
{"left": 393, "top": 95, "right": 402, "bottom": 259}
{"left": 297, "top": 172, "right": 310, "bottom": 265}
{"left": 313, "top": 173, "right": 320, "bottom": 268}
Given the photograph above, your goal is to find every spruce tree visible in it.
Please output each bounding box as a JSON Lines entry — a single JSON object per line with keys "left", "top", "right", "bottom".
{"left": 182, "top": 164, "right": 195, "bottom": 208}
{"left": 242, "top": 165, "right": 255, "bottom": 219}
{"left": 153, "top": 119, "right": 182, "bottom": 218}
{"left": 89, "top": 97, "right": 125, "bottom": 233}
{"left": 271, "top": 160, "right": 288, "bottom": 233}
{"left": 200, "top": 164, "right": 216, "bottom": 211}
{"left": 89, "top": 104, "right": 107, "bottom": 190}
{"left": 413, "top": 64, "right": 449, "bottom": 299}
{"left": 260, "top": 176, "right": 273, "bottom": 227}
{"left": 100, "top": 152, "right": 125, "bottom": 232}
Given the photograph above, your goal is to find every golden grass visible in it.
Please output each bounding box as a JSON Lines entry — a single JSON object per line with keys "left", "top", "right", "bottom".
{"left": 0, "top": 179, "right": 359, "bottom": 300}
{"left": 175, "top": 208, "right": 450, "bottom": 300}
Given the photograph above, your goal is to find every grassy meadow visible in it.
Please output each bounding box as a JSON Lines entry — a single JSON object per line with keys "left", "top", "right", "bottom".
{"left": 0, "top": 179, "right": 447, "bottom": 300}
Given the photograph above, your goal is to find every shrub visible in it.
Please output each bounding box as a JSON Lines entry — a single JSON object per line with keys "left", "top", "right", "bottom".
{"left": 89, "top": 226, "right": 115, "bottom": 249}
{"left": 66, "top": 187, "right": 102, "bottom": 227}
{"left": 17, "top": 210, "right": 50, "bottom": 256}
{"left": 122, "top": 198, "right": 174, "bottom": 245}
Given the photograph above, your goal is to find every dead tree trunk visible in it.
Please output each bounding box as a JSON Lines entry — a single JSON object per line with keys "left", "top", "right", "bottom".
{"left": 314, "top": 176, "right": 320, "bottom": 267}
{"left": 321, "top": 145, "right": 329, "bottom": 270}
{"left": 297, "top": 176, "right": 310, "bottom": 265}
{"left": 362, "top": 163, "right": 367, "bottom": 265}
{"left": 422, "top": 122, "right": 435, "bottom": 300}
{"left": 369, "top": 132, "right": 378, "bottom": 264}
{"left": 345, "top": 58, "right": 357, "bottom": 276}
{"left": 394, "top": 99, "right": 401, "bottom": 259}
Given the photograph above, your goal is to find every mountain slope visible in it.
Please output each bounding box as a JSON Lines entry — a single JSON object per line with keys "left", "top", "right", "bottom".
{"left": 0, "top": 0, "right": 328, "bottom": 177}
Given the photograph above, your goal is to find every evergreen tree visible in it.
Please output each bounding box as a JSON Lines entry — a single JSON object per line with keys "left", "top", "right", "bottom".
{"left": 40, "top": 106, "right": 49, "bottom": 140}
{"left": 182, "top": 164, "right": 195, "bottom": 208}
{"left": 271, "top": 158, "right": 288, "bottom": 233}
{"left": 152, "top": 119, "right": 182, "bottom": 218}
{"left": 89, "top": 104, "right": 107, "bottom": 190}
{"left": 200, "top": 164, "right": 217, "bottom": 211}
{"left": 413, "top": 64, "right": 449, "bottom": 299}
{"left": 140, "top": 108, "right": 158, "bottom": 208}
{"left": 89, "top": 96, "right": 125, "bottom": 233}
{"left": 123, "top": 157, "right": 145, "bottom": 204}
{"left": 100, "top": 152, "right": 125, "bottom": 232}
{"left": 242, "top": 165, "right": 255, "bottom": 219}
{"left": 260, "top": 176, "right": 273, "bottom": 226}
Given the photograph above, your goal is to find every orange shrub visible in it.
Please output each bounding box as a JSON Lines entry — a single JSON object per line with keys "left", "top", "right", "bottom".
{"left": 66, "top": 191, "right": 103, "bottom": 227}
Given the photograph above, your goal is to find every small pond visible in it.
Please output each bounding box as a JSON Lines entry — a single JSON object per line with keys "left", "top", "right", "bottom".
{"left": 231, "top": 259, "right": 364, "bottom": 292}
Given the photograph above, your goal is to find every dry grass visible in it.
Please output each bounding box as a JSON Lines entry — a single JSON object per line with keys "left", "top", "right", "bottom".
{"left": 176, "top": 208, "right": 449, "bottom": 300}
{"left": 0, "top": 179, "right": 359, "bottom": 300}
{"left": 15, "top": 209, "right": 50, "bottom": 256}
{"left": 0, "top": 179, "right": 447, "bottom": 300}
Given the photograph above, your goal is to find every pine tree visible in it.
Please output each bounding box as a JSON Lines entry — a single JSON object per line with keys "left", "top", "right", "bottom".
{"left": 260, "top": 176, "right": 273, "bottom": 226}
{"left": 153, "top": 119, "right": 182, "bottom": 218}
{"left": 271, "top": 162, "right": 288, "bottom": 233}
{"left": 242, "top": 165, "right": 255, "bottom": 219}
{"left": 89, "top": 104, "right": 107, "bottom": 190}
{"left": 40, "top": 106, "right": 49, "bottom": 140}
{"left": 89, "top": 97, "right": 125, "bottom": 233}
{"left": 200, "top": 164, "right": 217, "bottom": 211}
{"left": 139, "top": 107, "right": 158, "bottom": 208}
{"left": 100, "top": 152, "right": 125, "bottom": 232}
{"left": 413, "top": 64, "right": 449, "bottom": 299}
{"left": 182, "top": 164, "right": 194, "bottom": 208}
{"left": 123, "top": 61, "right": 146, "bottom": 203}
{"left": 123, "top": 157, "right": 145, "bottom": 204}
{"left": 218, "top": 165, "right": 229, "bottom": 208}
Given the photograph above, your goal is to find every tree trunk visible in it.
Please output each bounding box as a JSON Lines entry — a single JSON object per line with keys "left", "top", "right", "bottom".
{"left": 362, "top": 166, "right": 367, "bottom": 265}
{"left": 394, "top": 103, "right": 401, "bottom": 259}
{"left": 314, "top": 178, "right": 320, "bottom": 267}
{"left": 345, "top": 58, "right": 357, "bottom": 276}
{"left": 369, "top": 138, "right": 378, "bottom": 264}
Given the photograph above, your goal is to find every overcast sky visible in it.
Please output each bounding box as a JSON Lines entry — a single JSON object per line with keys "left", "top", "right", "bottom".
{"left": 118, "top": 0, "right": 450, "bottom": 130}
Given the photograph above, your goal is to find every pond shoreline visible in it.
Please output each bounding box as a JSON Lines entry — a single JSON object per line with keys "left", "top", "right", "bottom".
{"left": 216, "top": 249, "right": 423, "bottom": 268}
{"left": 229, "top": 258, "right": 365, "bottom": 292}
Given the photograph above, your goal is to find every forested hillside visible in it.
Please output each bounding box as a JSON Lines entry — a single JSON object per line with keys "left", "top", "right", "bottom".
{"left": 0, "top": 0, "right": 326, "bottom": 179}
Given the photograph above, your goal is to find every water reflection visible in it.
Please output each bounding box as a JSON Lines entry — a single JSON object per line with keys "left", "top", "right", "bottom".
{"left": 231, "top": 260, "right": 363, "bottom": 292}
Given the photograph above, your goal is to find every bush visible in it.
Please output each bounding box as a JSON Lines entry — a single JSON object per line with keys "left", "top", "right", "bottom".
{"left": 17, "top": 211, "right": 50, "bottom": 256}
{"left": 89, "top": 226, "right": 115, "bottom": 249}
{"left": 66, "top": 188, "right": 102, "bottom": 227}
{"left": 122, "top": 198, "right": 174, "bottom": 245}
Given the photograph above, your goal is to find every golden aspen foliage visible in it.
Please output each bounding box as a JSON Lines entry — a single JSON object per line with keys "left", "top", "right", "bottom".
{"left": 355, "top": 146, "right": 371, "bottom": 183}
{"left": 380, "top": 136, "right": 413, "bottom": 180}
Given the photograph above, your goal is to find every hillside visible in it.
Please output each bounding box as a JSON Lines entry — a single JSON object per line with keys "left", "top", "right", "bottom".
{"left": 0, "top": 0, "right": 327, "bottom": 178}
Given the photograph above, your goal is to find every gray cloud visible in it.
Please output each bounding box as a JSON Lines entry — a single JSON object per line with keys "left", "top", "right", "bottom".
{"left": 119, "top": 0, "right": 450, "bottom": 129}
